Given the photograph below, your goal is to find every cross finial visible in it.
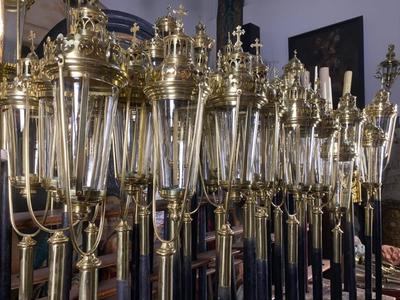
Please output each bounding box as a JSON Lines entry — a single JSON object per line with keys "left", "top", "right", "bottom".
{"left": 130, "top": 23, "right": 140, "bottom": 42}
{"left": 250, "top": 38, "right": 263, "bottom": 56}
{"left": 28, "top": 30, "right": 36, "bottom": 52}
{"left": 152, "top": 23, "right": 159, "bottom": 37}
{"left": 232, "top": 25, "right": 245, "bottom": 50}
{"left": 293, "top": 49, "right": 298, "bottom": 58}
{"left": 167, "top": 4, "right": 172, "bottom": 16}
{"left": 173, "top": 4, "right": 188, "bottom": 22}
{"left": 387, "top": 44, "right": 395, "bottom": 61}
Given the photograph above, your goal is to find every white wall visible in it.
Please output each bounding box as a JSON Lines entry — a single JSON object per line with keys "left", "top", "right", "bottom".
{"left": 243, "top": 0, "right": 400, "bottom": 105}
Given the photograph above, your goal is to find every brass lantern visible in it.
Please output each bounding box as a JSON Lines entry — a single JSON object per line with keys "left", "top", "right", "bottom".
{"left": 144, "top": 6, "right": 208, "bottom": 299}
{"left": 360, "top": 122, "right": 386, "bottom": 299}
{"left": 112, "top": 23, "right": 152, "bottom": 299}
{"left": 42, "top": 1, "right": 128, "bottom": 299}
{"left": 364, "top": 45, "right": 399, "bottom": 299}
{"left": 203, "top": 26, "right": 265, "bottom": 299}
{"left": 365, "top": 45, "right": 398, "bottom": 166}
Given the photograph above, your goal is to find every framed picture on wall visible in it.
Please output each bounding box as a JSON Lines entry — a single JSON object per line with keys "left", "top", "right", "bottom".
{"left": 288, "top": 16, "right": 364, "bottom": 108}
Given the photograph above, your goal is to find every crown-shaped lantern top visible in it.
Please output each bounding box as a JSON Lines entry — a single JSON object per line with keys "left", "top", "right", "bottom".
{"left": 122, "top": 23, "right": 147, "bottom": 103}
{"left": 193, "top": 21, "right": 214, "bottom": 74}
{"left": 143, "top": 24, "right": 164, "bottom": 64}
{"left": 43, "top": 1, "right": 128, "bottom": 88}
{"left": 207, "top": 26, "right": 263, "bottom": 108}
{"left": 335, "top": 92, "right": 364, "bottom": 125}
{"left": 144, "top": 5, "right": 198, "bottom": 102}
{"left": 362, "top": 122, "right": 386, "bottom": 148}
{"left": 281, "top": 76, "right": 315, "bottom": 127}
{"left": 375, "top": 44, "right": 400, "bottom": 91}
{"left": 284, "top": 50, "right": 305, "bottom": 81}
{"left": 155, "top": 5, "right": 178, "bottom": 38}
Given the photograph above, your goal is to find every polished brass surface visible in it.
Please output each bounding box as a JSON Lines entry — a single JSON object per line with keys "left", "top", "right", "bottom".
{"left": 311, "top": 197, "right": 323, "bottom": 249}
{"left": 182, "top": 212, "right": 192, "bottom": 257}
{"left": 115, "top": 220, "right": 131, "bottom": 281}
{"left": 85, "top": 222, "right": 99, "bottom": 252}
{"left": 255, "top": 207, "right": 268, "bottom": 260}
{"left": 244, "top": 195, "right": 256, "bottom": 239}
{"left": 43, "top": 2, "right": 128, "bottom": 88}
{"left": 77, "top": 254, "right": 102, "bottom": 300}
{"left": 218, "top": 223, "right": 234, "bottom": 288}
{"left": 48, "top": 231, "right": 68, "bottom": 300}
{"left": 332, "top": 223, "right": 343, "bottom": 264}
{"left": 287, "top": 215, "right": 299, "bottom": 265}
{"left": 139, "top": 205, "right": 150, "bottom": 255}
{"left": 274, "top": 206, "right": 283, "bottom": 247}
{"left": 156, "top": 242, "right": 175, "bottom": 300}
{"left": 18, "top": 236, "right": 36, "bottom": 300}
{"left": 364, "top": 201, "right": 374, "bottom": 237}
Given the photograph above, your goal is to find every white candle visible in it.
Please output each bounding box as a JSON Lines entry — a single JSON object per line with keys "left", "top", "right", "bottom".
{"left": 319, "top": 67, "right": 329, "bottom": 99}
{"left": 342, "top": 70, "right": 353, "bottom": 95}
{"left": 327, "top": 77, "right": 333, "bottom": 110}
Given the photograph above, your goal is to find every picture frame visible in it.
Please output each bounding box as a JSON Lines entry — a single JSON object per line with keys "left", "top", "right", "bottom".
{"left": 288, "top": 16, "right": 364, "bottom": 108}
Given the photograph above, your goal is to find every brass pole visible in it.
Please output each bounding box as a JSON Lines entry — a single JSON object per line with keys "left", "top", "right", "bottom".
{"left": 364, "top": 195, "right": 374, "bottom": 300}
{"left": 48, "top": 231, "right": 69, "bottom": 300}
{"left": 255, "top": 207, "right": 269, "bottom": 300}
{"left": 273, "top": 204, "right": 284, "bottom": 299}
{"left": 243, "top": 194, "right": 256, "bottom": 300}
{"left": 286, "top": 214, "right": 299, "bottom": 300}
{"left": 116, "top": 219, "right": 131, "bottom": 300}
{"left": 18, "top": 236, "right": 36, "bottom": 300}
{"left": 311, "top": 194, "right": 323, "bottom": 300}
{"left": 167, "top": 199, "right": 181, "bottom": 300}
{"left": 218, "top": 223, "right": 234, "bottom": 299}
{"left": 331, "top": 219, "right": 343, "bottom": 300}
{"left": 139, "top": 205, "right": 151, "bottom": 300}
{"left": 182, "top": 211, "right": 192, "bottom": 300}
{"left": 116, "top": 220, "right": 131, "bottom": 279}
{"left": 157, "top": 242, "right": 175, "bottom": 300}
{"left": 77, "top": 254, "right": 102, "bottom": 300}
{"left": 296, "top": 193, "right": 307, "bottom": 300}
{"left": 85, "top": 222, "right": 98, "bottom": 253}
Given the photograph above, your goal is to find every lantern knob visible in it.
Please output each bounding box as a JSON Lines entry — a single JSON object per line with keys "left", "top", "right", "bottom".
{"left": 232, "top": 25, "right": 245, "bottom": 51}
{"left": 375, "top": 44, "right": 400, "bottom": 91}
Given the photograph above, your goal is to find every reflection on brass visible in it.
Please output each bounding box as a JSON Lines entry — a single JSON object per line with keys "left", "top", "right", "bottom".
{"left": 255, "top": 207, "right": 268, "bottom": 260}
{"left": 312, "top": 203, "right": 323, "bottom": 249}
{"left": 332, "top": 224, "right": 343, "bottom": 264}
{"left": 351, "top": 169, "right": 362, "bottom": 204}
{"left": 139, "top": 205, "right": 150, "bottom": 255}
{"left": 48, "top": 231, "right": 68, "bottom": 300}
{"left": 18, "top": 236, "right": 36, "bottom": 300}
{"left": 364, "top": 202, "right": 374, "bottom": 237}
{"left": 218, "top": 224, "right": 234, "bottom": 288}
{"left": 274, "top": 206, "right": 283, "bottom": 247}
{"left": 156, "top": 242, "right": 175, "bottom": 300}
{"left": 76, "top": 254, "right": 102, "bottom": 300}
{"left": 182, "top": 212, "right": 192, "bottom": 257}
{"left": 85, "top": 222, "right": 99, "bottom": 252}
{"left": 115, "top": 220, "right": 131, "bottom": 281}
{"left": 244, "top": 195, "right": 256, "bottom": 239}
{"left": 287, "top": 215, "right": 299, "bottom": 265}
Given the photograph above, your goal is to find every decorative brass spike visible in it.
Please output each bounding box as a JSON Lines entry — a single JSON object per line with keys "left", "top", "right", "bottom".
{"left": 28, "top": 30, "right": 36, "bottom": 52}
{"left": 130, "top": 23, "right": 140, "bottom": 43}
{"left": 173, "top": 4, "right": 188, "bottom": 23}
{"left": 250, "top": 38, "right": 263, "bottom": 56}
{"left": 232, "top": 25, "right": 245, "bottom": 49}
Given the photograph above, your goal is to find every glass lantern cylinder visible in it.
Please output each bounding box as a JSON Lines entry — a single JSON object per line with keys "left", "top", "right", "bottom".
{"left": 113, "top": 36, "right": 152, "bottom": 190}
{"left": 333, "top": 141, "right": 355, "bottom": 210}
{"left": 282, "top": 79, "right": 316, "bottom": 191}
{"left": 360, "top": 122, "right": 386, "bottom": 185}
{"left": 42, "top": 3, "right": 128, "bottom": 215}
{"left": 314, "top": 114, "right": 339, "bottom": 190}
